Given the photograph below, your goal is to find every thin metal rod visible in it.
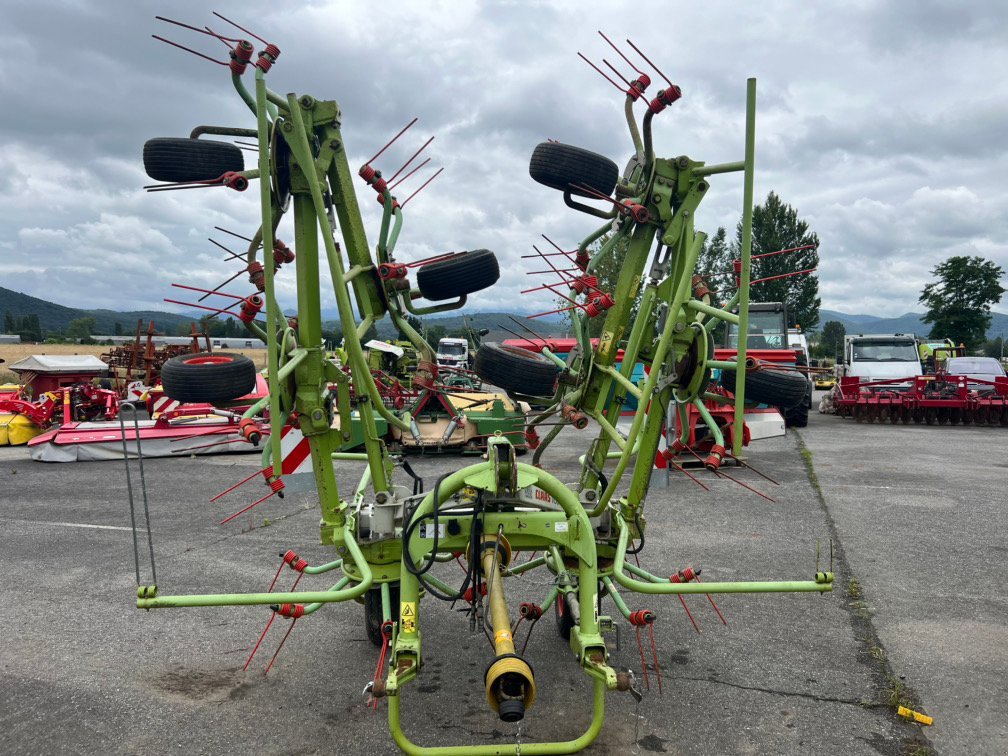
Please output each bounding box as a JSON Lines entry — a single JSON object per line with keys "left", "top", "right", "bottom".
{"left": 364, "top": 117, "right": 418, "bottom": 165}
{"left": 598, "top": 30, "right": 645, "bottom": 75}
{"left": 624, "top": 38, "right": 673, "bottom": 88}
{"left": 400, "top": 167, "right": 443, "bottom": 207}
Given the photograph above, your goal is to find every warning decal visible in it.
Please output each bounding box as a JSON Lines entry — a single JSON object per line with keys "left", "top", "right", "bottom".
{"left": 400, "top": 601, "right": 417, "bottom": 634}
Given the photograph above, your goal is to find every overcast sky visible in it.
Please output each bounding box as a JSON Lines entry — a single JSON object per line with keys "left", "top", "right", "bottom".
{"left": 2, "top": 0, "right": 1006, "bottom": 321}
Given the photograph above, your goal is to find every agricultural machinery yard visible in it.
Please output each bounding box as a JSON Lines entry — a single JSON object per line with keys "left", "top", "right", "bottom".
{"left": 2, "top": 8, "right": 1005, "bottom": 756}
{"left": 1, "top": 400, "right": 1004, "bottom": 755}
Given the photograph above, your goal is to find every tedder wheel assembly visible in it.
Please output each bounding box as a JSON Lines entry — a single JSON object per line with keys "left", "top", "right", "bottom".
{"left": 364, "top": 584, "right": 400, "bottom": 647}
{"left": 554, "top": 592, "right": 575, "bottom": 640}
{"left": 719, "top": 368, "right": 808, "bottom": 410}
{"left": 474, "top": 342, "right": 560, "bottom": 397}
{"left": 142, "top": 137, "right": 245, "bottom": 183}
{"left": 160, "top": 353, "right": 257, "bottom": 404}
{"left": 415, "top": 249, "right": 500, "bottom": 301}
{"left": 529, "top": 142, "right": 620, "bottom": 197}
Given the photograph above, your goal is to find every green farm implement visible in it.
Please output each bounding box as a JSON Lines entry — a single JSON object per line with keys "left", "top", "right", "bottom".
{"left": 135, "top": 15, "right": 832, "bottom": 754}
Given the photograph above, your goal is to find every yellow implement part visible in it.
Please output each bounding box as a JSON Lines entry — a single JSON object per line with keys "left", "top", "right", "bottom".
{"left": 0, "top": 414, "right": 44, "bottom": 446}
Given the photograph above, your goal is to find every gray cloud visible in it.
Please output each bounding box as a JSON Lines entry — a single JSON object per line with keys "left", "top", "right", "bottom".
{"left": 1, "top": 0, "right": 1005, "bottom": 323}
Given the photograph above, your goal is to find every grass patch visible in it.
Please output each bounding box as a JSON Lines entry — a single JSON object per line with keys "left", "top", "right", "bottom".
{"left": 883, "top": 676, "right": 914, "bottom": 709}
{"left": 871, "top": 646, "right": 887, "bottom": 662}
{"left": 798, "top": 445, "right": 823, "bottom": 497}
{"left": 847, "top": 577, "right": 862, "bottom": 599}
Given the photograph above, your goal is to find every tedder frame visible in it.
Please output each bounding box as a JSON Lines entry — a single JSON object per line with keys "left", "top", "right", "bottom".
{"left": 136, "top": 16, "right": 832, "bottom": 755}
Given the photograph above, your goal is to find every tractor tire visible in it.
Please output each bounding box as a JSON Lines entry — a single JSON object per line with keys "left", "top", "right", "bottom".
{"left": 473, "top": 342, "right": 559, "bottom": 397}
{"left": 160, "top": 353, "right": 257, "bottom": 404}
{"left": 719, "top": 368, "right": 808, "bottom": 410}
{"left": 784, "top": 402, "right": 809, "bottom": 428}
{"left": 364, "top": 583, "right": 400, "bottom": 647}
{"left": 415, "top": 249, "right": 500, "bottom": 301}
{"left": 143, "top": 137, "right": 244, "bottom": 183}
{"left": 529, "top": 142, "right": 619, "bottom": 198}
{"left": 555, "top": 592, "right": 575, "bottom": 641}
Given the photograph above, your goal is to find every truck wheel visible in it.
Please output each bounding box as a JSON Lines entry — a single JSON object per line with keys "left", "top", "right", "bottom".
{"left": 474, "top": 343, "right": 559, "bottom": 397}
{"left": 143, "top": 137, "right": 244, "bottom": 183}
{"left": 529, "top": 142, "right": 619, "bottom": 198}
{"left": 416, "top": 249, "right": 499, "bottom": 301}
{"left": 160, "top": 353, "right": 257, "bottom": 404}
{"left": 784, "top": 402, "right": 808, "bottom": 428}
{"left": 719, "top": 368, "right": 808, "bottom": 410}
{"left": 364, "top": 583, "right": 400, "bottom": 647}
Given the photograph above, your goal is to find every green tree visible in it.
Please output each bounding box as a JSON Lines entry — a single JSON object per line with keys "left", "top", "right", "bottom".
{"left": 113, "top": 321, "right": 123, "bottom": 336}
{"left": 733, "top": 191, "right": 821, "bottom": 331}
{"left": 981, "top": 336, "right": 1004, "bottom": 360}
{"left": 66, "top": 317, "right": 96, "bottom": 342}
{"left": 815, "top": 320, "right": 846, "bottom": 361}
{"left": 919, "top": 256, "right": 1005, "bottom": 351}
{"left": 696, "top": 226, "right": 733, "bottom": 293}
{"left": 426, "top": 324, "right": 447, "bottom": 344}
{"left": 396, "top": 314, "right": 424, "bottom": 341}
{"left": 321, "top": 326, "right": 342, "bottom": 349}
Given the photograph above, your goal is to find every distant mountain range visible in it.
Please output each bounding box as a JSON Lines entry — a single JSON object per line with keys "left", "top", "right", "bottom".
{"left": 818, "top": 308, "right": 1008, "bottom": 341}
{"left": 0, "top": 286, "right": 196, "bottom": 335}
{"left": 2, "top": 285, "right": 1004, "bottom": 341}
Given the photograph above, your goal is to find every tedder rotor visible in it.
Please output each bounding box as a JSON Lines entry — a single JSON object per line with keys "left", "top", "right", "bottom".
{"left": 134, "top": 15, "right": 833, "bottom": 754}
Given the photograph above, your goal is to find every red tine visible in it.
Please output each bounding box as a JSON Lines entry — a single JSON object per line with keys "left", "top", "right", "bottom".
{"left": 151, "top": 35, "right": 228, "bottom": 66}
{"left": 212, "top": 10, "right": 269, "bottom": 45}
{"left": 401, "top": 167, "right": 444, "bottom": 207}
{"left": 624, "top": 38, "right": 674, "bottom": 88}
{"left": 577, "top": 52, "right": 625, "bottom": 94}
{"left": 598, "top": 31, "right": 645, "bottom": 75}
{"left": 388, "top": 136, "right": 434, "bottom": 184}
{"left": 388, "top": 158, "right": 431, "bottom": 190}
{"left": 602, "top": 59, "right": 634, "bottom": 89}
{"left": 365, "top": 117, "right": 418, "bottom": 165}
{"left": 214, "top": 226, "right": 256, "bottom": 243}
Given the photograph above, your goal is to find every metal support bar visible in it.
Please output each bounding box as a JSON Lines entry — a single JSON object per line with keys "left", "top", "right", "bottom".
{"left": 686, "top": 299, "right": 740, "bottom": 324}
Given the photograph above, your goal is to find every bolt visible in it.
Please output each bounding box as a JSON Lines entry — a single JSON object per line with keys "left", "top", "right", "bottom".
{"left": 299, "top": 95, "right": 315, "bottom": 108}
{"left": 311, "top": 409, "right": 325, "bottom": 422}
{"left": 674, "top": 321, "right": 685, "bottom": 332}
{"left": 375, "top": 491, "right": 389, "bottom": 505}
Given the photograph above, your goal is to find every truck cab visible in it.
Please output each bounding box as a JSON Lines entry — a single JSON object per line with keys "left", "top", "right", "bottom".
{"left": 726, "top": 302, "right": 789, "bottom": 350}
{"left": 436, "top": 337, "right": 470, "bottom": 371}
{"left": 842, "top": 333, "right": 922, "bottom": 383}
{"left": 724, "top": 301, "right": 814, "bottom": 426}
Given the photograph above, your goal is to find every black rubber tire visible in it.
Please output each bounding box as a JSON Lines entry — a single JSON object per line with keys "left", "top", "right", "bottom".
{"left": 529, "top": 142, "right": 619, "bottom": 198}
{"left": 416, "top": 249, "right": 500, "bottom": 301}
{"left": 474, "top": 342, "right": 559, "bottom": 397}
{"left": 784, "top": 402, "right": 809, "bottom": 428}
{"left": 160, "top": 352, "right": 257, "bottom": 404}
{"left": 555, "top": 592, "right": 575, "bottom": 641}
{"left": 143, "top": 137, "right": 244, "bottom": 183}
{"left": 364, "top": 584, "right": 400, "bottom": 647}
{"left": 719, "top": 368, "right": 808, "bottom": 410}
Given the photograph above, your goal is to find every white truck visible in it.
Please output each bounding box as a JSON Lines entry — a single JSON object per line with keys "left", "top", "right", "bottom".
{"left": 841, "top": 333, "right": 922, "bottom": 385}
{"left": 436, "top": 337, "right": 471, "bottom": 371}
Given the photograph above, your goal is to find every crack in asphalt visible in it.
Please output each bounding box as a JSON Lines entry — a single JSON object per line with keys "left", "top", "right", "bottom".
{"left": 664, "top": 673, "right": 867, "bottom": 706}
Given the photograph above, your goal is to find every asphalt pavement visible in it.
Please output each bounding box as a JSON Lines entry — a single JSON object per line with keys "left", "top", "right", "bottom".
{"left": 1, "top": 396, "right": 1000, "bottom": 754}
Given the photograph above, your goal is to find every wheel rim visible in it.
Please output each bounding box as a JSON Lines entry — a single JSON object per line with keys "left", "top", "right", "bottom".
{"left": 181, "top": 355, "right": 234, "bottom": 366}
